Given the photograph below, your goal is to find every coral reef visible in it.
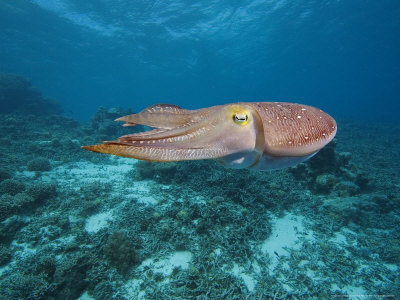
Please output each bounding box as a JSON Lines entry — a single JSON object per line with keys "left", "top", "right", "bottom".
{"left": 0, "top": 73, "right": 62, "bottom": 116}
{"left": 0, "top": 168, "right": 11, "bottom": 182}
{"left": 0, "top": 178, "right": 25, "bottom": 195}
{"left": 27, "top": 157, "right": 52, "bottom": 172}
{"left": 26, "top": 182, "right": 57, "bottom": 203}
{"left": 0, "top": 216, "right": 26, "bottom": 244}
{"left": 82, "top": 106, "right": 138, "bottom": 142}
{"left": 135, "top": 159, "right": 299, "bottom": 211}
{"left": 290, "top": 139, "right": 372, "bottom": 196}
{"left": 0, "top": 103, "right": 398, "bottom": 299}
{"left": 0, "top": 113, "right": 84, "bottom": 166}
{"left": 0, "top": 180, "right": 57, "bottom": 221}
{"left": 0, "top": 272, "right": 52, "bottom": 299}
{"left": 0, "top": 244, "right": 12, "bottom": 266}
{"left": 0, "top": 193, "right": 34, "bottom": 222}
{"left": 104, "top": 231, "right": 141, "bottom": 273}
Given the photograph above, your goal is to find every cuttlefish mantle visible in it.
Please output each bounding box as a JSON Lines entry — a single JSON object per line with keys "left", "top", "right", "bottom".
{"left": 82, "top": 102, "right": 337, "bottom": 170}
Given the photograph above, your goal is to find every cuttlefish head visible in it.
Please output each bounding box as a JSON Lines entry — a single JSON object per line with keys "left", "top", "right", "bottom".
{"left": 82, "top": 102, "right": 337, "bottom": 170}
{"left": 82, "top": 103, "right": 265, "bottom": 167}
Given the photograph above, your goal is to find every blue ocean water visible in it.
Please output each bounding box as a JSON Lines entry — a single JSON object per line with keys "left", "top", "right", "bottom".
{"left": 1, "top": 0, "right": 399, "bottom": 121}
{"left": 1, "top": 1, "right": 400, "bottom": 299}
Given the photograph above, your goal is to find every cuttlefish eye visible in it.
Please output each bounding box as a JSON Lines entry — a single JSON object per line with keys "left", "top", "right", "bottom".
{"left": 232, "top": 112, "right": 249, "bottom": 125}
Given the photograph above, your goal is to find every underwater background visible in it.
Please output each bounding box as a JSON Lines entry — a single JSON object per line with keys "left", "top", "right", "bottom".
{"left": 0, "top": 0, "right": 399, "bottom": 299}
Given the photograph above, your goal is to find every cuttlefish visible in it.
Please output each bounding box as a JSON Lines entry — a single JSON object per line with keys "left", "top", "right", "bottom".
{"left": 82, "top": 102, "right": 337, "bottom": 170}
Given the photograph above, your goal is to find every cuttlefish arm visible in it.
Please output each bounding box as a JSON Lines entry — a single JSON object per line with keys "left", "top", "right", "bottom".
{"left": 82, "top": 102, "right": 337, "bottom": 170}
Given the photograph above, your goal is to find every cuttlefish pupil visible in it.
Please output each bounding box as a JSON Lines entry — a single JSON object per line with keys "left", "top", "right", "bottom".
{"left": 82, "top": 102, "right": 337, "bottom": 170}
{"left": 233, "top": 112, "right": 248, "bottom": 125}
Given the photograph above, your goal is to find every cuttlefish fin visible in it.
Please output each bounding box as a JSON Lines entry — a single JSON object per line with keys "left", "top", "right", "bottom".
{"left": 116, "top": 103, "right": 195, "bottom": 129}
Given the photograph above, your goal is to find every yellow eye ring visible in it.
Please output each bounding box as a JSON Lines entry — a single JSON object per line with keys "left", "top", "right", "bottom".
{"left": 232, "top": 112, "right": 249, "bottom": 125}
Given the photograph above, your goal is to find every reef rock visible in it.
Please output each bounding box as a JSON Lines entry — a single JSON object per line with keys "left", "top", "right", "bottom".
{"left": 0, "top": 73, "right": 62, "bottom": 116}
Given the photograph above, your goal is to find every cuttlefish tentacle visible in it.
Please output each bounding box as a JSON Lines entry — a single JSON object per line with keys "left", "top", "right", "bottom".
{"left": 116, "top": 113, "right": 213, "bottom": 142}
{"left": 84, "top": 103, "right": 265, "bottom": 163}
{"left": 118, "top": 128, "right": 170, "bottom": 140}
{"left": 82, "top": 102, "right": 337, "bottom": 170}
